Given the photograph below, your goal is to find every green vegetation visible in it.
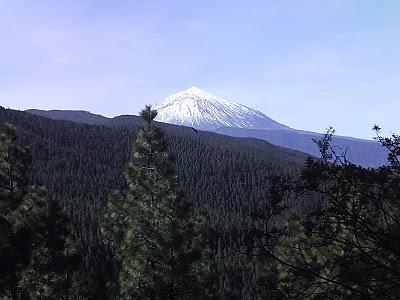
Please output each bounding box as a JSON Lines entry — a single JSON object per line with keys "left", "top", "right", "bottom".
{"left": 1, "top": 106, "right": 306, "bottom": 298}
{"left": 102, "top": 106, "right": 214, "bottom": 299}
{"left": 0, "top": 124, "right": 80, "bottom": 299}
{"left": 249, "top": 127, "right": 400, "bottom": 299}
{"left": 1, "top": 106, "right": 400, "bottom": 299}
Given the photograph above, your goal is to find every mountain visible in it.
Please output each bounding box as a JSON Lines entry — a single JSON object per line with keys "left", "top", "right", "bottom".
{"left": 25, "top": 87, "right": 389, "bottom": 167}
{"left": 154, "top": 87, "right": 388, "bottom": 168}
{"left": 154, "top": 86, "right": 291, "bottom": 131}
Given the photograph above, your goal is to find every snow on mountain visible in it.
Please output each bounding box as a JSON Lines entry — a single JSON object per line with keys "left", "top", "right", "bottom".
{"left": 154, "top": 86, "right": 291, "bottom": 131}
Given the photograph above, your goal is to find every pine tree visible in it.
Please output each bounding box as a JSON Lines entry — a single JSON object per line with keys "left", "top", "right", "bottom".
{"left": 0, "top": 123, "right": 33, "bottom": 299}
{"left": 103, "top": 106, "right": 211, "bottom": 299}
{"left": 0, "top": 123, "right": 80, "bottom": 299}
{"left": 17, "top": 198, "right": 81, "bottom": 299}
{"left": 264, "top": 128, "right": 400, "bottom": 299}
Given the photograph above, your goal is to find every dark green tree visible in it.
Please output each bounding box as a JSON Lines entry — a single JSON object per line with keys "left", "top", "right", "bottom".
{"left": 2, "top": 105, "right": 309, "bottom": 299}
{"left": 0, "top": 124, "right": 80, "bottom": 299}
{"left": 17, "top": 198, "right": 81, "bottom": 299}
{"left": 0, "top": 123, "right": 33, "bottom": 299}
{"left": 103, "top": 106, "right": 213, "bottom": 299}
{"left": 255, "top": 127, "right": 400, "bottom": 299}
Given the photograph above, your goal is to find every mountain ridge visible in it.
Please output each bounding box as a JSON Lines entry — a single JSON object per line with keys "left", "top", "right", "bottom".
{"left": 24, "top": 86, "right": 389, "bottom": 167}
{"left": 25, "top": 107, "right": 388, "bottom": 167}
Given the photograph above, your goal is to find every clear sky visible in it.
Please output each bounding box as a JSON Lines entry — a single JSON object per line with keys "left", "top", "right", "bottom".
{"left": 1, "top": 0, "right": 399, "bottom": 139}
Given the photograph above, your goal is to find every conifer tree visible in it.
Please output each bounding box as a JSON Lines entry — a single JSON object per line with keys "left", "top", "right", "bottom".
{"left": 256, "top": 128, "right": 400, "bottom": 299}
{"left": 0, "top": 123, "right": 80, "bottom": 299}
{"left": 0, "top": 123, "right": 33, "bottom": 298}
{"left": 17, "top": 198, "right": 81, "bottom": 299}
{"left": 103, "top": 106, "right": 211, "bottom": 299}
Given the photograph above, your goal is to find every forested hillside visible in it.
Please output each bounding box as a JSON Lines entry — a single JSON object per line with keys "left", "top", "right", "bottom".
{"left": 2, "top": 106, "right": 400, "bottom": 299}
{"left": 1, "top": 107, "right": 308, "bottom": 298}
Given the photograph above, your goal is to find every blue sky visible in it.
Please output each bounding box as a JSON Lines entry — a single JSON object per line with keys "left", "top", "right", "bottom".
{"left": 1, "top": 0, "right": 399, "bottom": 139}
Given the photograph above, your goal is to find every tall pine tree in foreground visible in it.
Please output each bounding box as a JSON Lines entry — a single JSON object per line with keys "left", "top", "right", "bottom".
{"left": 103, "top": 106, "right": 213, "bottom": 299}
{"left": 0, "top": 123, "right": 80, "bottom": 299}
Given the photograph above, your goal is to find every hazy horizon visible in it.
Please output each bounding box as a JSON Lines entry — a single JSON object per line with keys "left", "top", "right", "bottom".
{"left": 1, "top": 1, "right": 400, "bottom": 139}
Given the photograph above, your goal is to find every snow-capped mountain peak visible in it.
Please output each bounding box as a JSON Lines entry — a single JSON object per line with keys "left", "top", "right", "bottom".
{"left": 154, "top": 87, "right": 291, "bottom": 131}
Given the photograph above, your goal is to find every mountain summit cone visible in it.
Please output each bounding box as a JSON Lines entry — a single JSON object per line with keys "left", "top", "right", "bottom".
{"left": 154, "top": 86, "right": 291, "bottom": 131}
